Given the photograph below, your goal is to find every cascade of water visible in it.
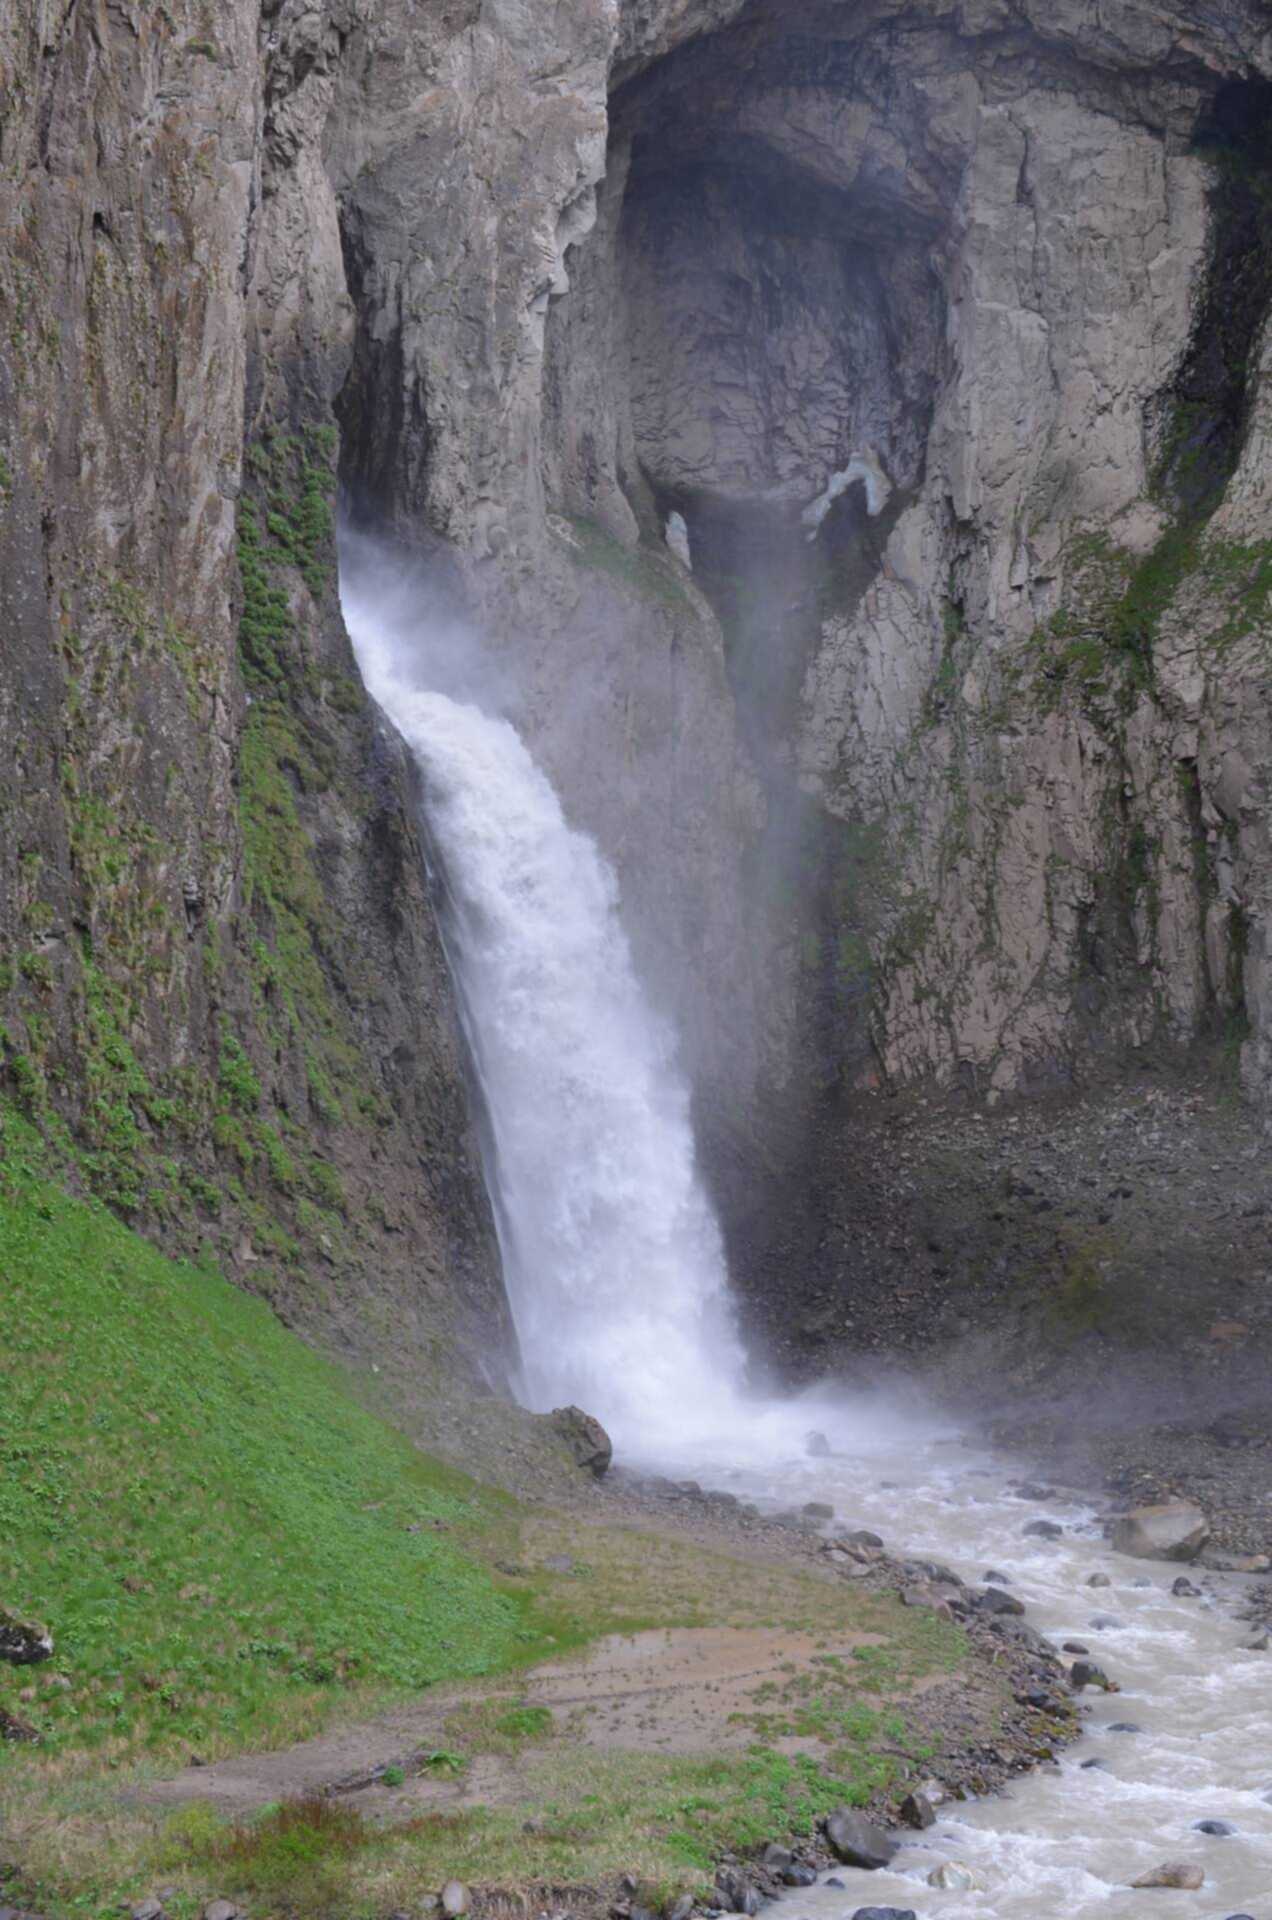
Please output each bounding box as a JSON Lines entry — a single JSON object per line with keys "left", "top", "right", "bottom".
{"left": 340, "top": 544, "right": 749, "bottom": 1457}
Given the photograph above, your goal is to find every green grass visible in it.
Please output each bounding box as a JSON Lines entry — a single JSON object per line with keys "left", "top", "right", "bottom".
{"left": 155, "top": 1747, "right": 864, "bottom": 1913}
{"left": 0, "top": 1117, "right": 550, "bottom": 1770}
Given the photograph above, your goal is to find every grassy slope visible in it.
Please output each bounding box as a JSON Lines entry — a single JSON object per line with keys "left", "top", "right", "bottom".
{"left": 0, "top": 1112, "right": 545, "bottom": 1769}
{"left": 0, "top": 1113, "right": 973, "bottom": 1917}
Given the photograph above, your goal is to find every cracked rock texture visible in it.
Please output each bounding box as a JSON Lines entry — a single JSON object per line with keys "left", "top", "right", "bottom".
{"left": 9, "top": 0, "right": 1272, "bottom": 1399}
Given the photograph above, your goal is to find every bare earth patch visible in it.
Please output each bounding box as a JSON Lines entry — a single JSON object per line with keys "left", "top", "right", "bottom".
{"left": 140, "top": 1625, "right": 887, "bottom": 1817}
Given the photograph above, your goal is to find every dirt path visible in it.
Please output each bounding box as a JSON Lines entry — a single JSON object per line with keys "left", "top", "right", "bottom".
{"left": 140, "top": 1626, "right": 883, "bottom": 1817}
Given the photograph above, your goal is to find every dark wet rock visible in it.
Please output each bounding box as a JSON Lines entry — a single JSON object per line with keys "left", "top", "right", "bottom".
{"left": 899, "top": 1790, "right": 936, "bottom": 1829}
{"left": 1087, "top": 1572, "right": 1112, "bottom": 1587}
{"left": 1089, "top": 1614, "right": 1124, "bottom": 1630}
{"left": 851, "top": 1910, "right": 917, "bottom": 1920}
{"left": 1109, "top": 1721, "right": 1142, "bottom": 1733}
{"left": 824, "top": 1809, "right": 896, "bottom": 1870}
{"left": 1193, "top": 1819, "right": 1235, "bottom": 1836}
{"left": 1130, "top": 1862, "right": 1203, "bottom": 1889}
{"left": 714, "top": 1866, "right": 759, "bottom": 1913}
{"left": 983, "top": 1568, "right": 1011, "bottom": 1584}
{"left": 824, "top": 1879, "right": 846, "bottom": 1890}
{"left": 1063, "top": 1641, "right": 1090, "bottom": 1654}
{"left": 781, "top": 1866, "right": 817, "bottom": 1889}
{"left": 1070, "top": 1662, "right": 1114, "bottom": 1692}
{"left": 975, "top": 1586, "right": 1024, "bottom": 1616}
{"left": 550, "top": 1406, "right": 612, "bottom": 1479}
{"left": 802, "top": 1502, "right": 834, "bottom": 1521}
{"left": 0, "top": 1612, "right": 52, "bottom": 1667}
{"left": 1080, "top": 1757, "right": 1108, "bottom": 1769}
{"left": 1171, "top": 1577, "right": 1200, "bottom": 1597}
{"left": 1022, "top": 1520, "right": 1063, "bottom": 1539}
{"left": 1110, "top": 1502, "right": 1209, "bottom": 1563}
{"left": 1011, "top": 1482, "right": 1058, "bottom": 1500}
{"left": 846, "top": 1529, "right": 884, "bottom": 1549}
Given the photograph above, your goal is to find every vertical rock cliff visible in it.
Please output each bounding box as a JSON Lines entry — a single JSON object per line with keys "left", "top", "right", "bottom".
{"left": 7, "top": 0, "right": 1272, "bottom": 1405}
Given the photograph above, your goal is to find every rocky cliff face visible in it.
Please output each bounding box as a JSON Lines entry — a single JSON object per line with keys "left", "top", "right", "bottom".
{"left": 0, "top": 0, "right": 508, "bottom": 1448}
{"left": 7, "top": 0, "right": 1272, "bottom": 1405}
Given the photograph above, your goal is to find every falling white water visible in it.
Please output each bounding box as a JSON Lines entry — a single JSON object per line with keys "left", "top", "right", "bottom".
{"left": 340, "top": 545, "right": 751, "bottom": 1455}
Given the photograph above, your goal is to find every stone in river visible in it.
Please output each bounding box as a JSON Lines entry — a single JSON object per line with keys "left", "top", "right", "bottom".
{"left": 1171, "top": 1576, "right": 1200, "bottom": 1597}
{"left": 1070, "top": 1661, "right": 1114, "bottom": 1691}
{"left": 1089, "top": 1614, "right": 1124, "bottom": 1630}
{"left": 984, "top": 1568, "right": 1011, "bottom": 1584}
{"left": 824, "top": 1808, "right": 896, "bottom": 1870}
{"left": 1109, "top": 1721, "right": 1142, "bottom": 1733}
{"left": 802, "top": 1501, "right": 834, "bottom": 1520}
{"left": 1130, "top": 1862, "right": 1204, "bottom": 1889}
{"left": 1080, "top": 1757, "right": 1108, "bottom": 1770}
{"left": 1193, "top": 1819, "right": 1235, "bottom": 1836}
{"left": 781, "top": 1866, "right": 817, "bottom": 1888}
{"left": 1110, "top": 1502, "right": 1209, "bottom": 1563}
{"left": 1087, "top": 1571, "right": 1112, "bottom": 1587}
{"left": 806, "top": 1430, "right": 832, "bottom": 1458}
{"left": 1063, "top": 1640, "right": 1090, "bottom": 1654}
{"left": 928, "top": 1862, "right": 982, "bottom": 1889}
{"left": 851, "top": 1910, "right": 917, "bottom": 1920}
{"left": 1022, "top": 1519, "right": 1063, "bottom": 1539}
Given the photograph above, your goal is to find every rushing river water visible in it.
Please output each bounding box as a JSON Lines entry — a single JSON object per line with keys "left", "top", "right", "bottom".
{"left": 339, "top": 545, "right": 1270, "bottom": 1920}
{"left": 665, "top": 1405, "right": 1272, "bottom": 1920}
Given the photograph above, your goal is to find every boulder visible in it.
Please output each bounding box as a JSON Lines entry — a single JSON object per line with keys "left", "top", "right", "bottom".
{"left": 549, "top": 1406, "right": 612, "bottom": 1479}
{"left": 1130, "top": 1863, "right": 1203, "bottom": 1889}
{"left": 824, "top": 1808, "right": 896, "bottom": 1870}
{"left": 1070, "top": 1662, "right": 1113, "bottom": 1692}
{"left": 1022, "top": 1520, "right": 1063, "bottom": 1540}
{"left": 899, "top": 1790, "right": 935, "bottom": 1828}
{"left": 781, "top": 1866, "right": 817, "bottom": 1888}
{"left": 928, "top": 1862, "right": 982, "bottom": 1890}
{"left": 1110, "top": 1503, "right": 1209, "bottom": 1563}
{"left": 1193, "top": 1819, "right": 1235, "bottom": 1836}
{"left": 713, "top": 1868, "right": 758, "bottom": 1915}
{"left": 0, "top": 1610, "right": 53, "bottom": 1666}
{"left": 851, "top": 1911, "right": 916, "bottom": 1920}
{"left": 975, "top": 1586, "right": 1024, "bottom": 1617}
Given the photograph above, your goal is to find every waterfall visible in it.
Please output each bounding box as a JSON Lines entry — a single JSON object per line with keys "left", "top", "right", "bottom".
{"left": 339, "top": 544, "right": 748, "bottom": 1457}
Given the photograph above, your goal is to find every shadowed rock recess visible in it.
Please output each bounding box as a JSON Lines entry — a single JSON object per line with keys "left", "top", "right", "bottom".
{"left": 7, "top": 0, "right": 1272, "bottom": 1428}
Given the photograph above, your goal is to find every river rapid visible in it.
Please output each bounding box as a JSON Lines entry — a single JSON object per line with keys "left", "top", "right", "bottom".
{"left": 656, "top": 1403, "right": 1272, "bottom": 1920}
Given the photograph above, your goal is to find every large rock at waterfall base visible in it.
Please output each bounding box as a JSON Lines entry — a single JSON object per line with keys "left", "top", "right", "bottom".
{"left": 1110, "top": 1502, "right": 1210, "bottom": 1563}
{"left": 0, "top": 1608, "right": 53, "bottom": 1666}
{"left": 550, "top": 1406, "right": 613, "bottom": 1479}
{"left": 824, "top": 1808, "right": 896, "bottom": 1870}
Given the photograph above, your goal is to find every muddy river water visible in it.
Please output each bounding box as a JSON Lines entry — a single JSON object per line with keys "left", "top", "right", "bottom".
{"left": 656, "top": 1401, "right": 1272, "bottom": 1920}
